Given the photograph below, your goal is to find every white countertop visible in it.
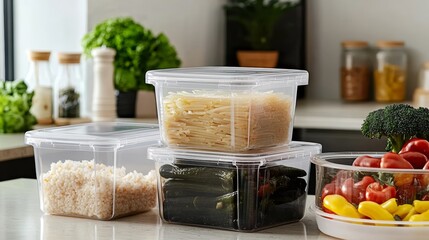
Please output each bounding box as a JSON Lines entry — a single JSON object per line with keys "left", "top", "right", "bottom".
{"left": 294, "top": 100, "right": 391, "bottom": 131}
{"left": 0, "top": 179, "right": 335, "bottom": 240}
{"left": 0, "top": 100, "right": 392, "bottom": 161}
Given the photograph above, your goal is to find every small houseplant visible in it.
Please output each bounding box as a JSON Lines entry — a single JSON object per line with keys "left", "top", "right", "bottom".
{"left": 81, "top": 17, "right": 181, "bottom": 117}
{"left": 224, "top": 0, "right": 298, "bottom": 67}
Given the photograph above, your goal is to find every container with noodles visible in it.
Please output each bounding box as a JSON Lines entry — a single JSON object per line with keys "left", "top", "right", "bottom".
{"left": 146, "top": 67, "right": 308, "bottom": 152}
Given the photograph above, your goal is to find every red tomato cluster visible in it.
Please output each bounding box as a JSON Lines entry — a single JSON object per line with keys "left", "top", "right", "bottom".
{"left": 321, "top": 173, "right": 395, "bottom": 205}
{"left": 321, "top": 138, "right": 429, "bottom": 209}
{"left": 352, "top": 138, "right": 429, "bottom": 170}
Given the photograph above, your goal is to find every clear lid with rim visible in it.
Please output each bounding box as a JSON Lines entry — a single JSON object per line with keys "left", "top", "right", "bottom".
{"left": 146, "top": 66, "right": 308, "bottom": 86}
{"left": 25, "top": 122, "right": 159, "bottom": 147}
{"left": 148, "top": 141, "right": 321, "bottom": 165}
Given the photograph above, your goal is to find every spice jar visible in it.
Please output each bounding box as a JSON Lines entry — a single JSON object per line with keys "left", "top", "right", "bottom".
{"left": 54, "top": 53, "right": 82, "bottom": 124}
{"left": 25, "top": 51, "right": 53, "bottom": 125}
{"left": 374, "top": 41, "right": 407, "bottom": 102}
{"left": 340, "top": 41, "right": 370, "bottom": 101}
{"left": 413, "top": 62, "right": 429, "bottom": 108}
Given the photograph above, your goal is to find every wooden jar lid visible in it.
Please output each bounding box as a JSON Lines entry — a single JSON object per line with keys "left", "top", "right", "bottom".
{"left": 58, "top": 53, "right": 81, "bottom": 64}
{"left": 28, "top": 51, "right": 51, "bottom": 61}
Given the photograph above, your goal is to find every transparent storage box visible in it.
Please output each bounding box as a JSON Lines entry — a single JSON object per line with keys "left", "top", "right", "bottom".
{"left": 148, "top": 141, "right": 321, "bottom": 231}
{"left": 311, "top": 153, "right": 429, "bottom": 240}
{"left": 25, "top": 122, "right": 160, "bottom": 220}
{"left": 146, "top": 67, "right": 308, "bottom": 152}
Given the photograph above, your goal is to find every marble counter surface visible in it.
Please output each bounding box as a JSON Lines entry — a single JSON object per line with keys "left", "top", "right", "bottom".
{"left": 0, "top": 179, "right": 335, "bottom": 240}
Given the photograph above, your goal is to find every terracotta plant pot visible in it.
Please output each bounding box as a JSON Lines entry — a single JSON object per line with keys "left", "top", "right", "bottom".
{"left": 237, "top": 50, "right": 279, "bottom": 68}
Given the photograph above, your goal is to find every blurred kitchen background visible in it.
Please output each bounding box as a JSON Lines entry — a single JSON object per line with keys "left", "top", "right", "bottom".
{"left": 7, "top": 0, "right": 429, "bottom": 101}
{"left": 1, "top": 0, "right": 429, "bottom": 190}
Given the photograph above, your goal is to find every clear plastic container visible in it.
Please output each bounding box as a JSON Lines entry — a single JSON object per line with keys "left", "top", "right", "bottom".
{"left": 148, "top": 141, "right": 321, "bottom": 232}
{"left": 25, "top": 122, "right": 160, "bottom": 220}
{"left": 54, "top": 53, "right": 82, "bottom": 124}
{"left": 340, "top": 41, "right": 370, "bottom": 101}
{"left": 146, "top": 67, "right": 308, "bottom": 152}
{"left": 25, "top": 51, "right": 53, "bottom": 125}
{"left": 374, "top": 41, "right": 407, "bottom": 102}
{"left": 311, "top": 152, "right": 429, "bottom": 238}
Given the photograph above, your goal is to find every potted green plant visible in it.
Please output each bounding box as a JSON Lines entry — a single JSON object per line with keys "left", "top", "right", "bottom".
{"left": 224, "top": 0, "right": 298, "bottom": 67}
{"left": 81, "top": 17, "right": 181, "bottom": 117}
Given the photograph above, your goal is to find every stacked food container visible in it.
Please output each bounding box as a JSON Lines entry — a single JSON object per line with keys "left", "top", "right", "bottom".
{"left": 25, "top": 122, "right": 161, "bottom": 220}
{"left": 145, "top": 67, "right": 321, "bottom": 231}
{"left": 25, "top": 66, "right": 321, "bottom": 232}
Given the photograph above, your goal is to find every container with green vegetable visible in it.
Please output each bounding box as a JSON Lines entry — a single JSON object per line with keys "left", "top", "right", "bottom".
{"left": 148, "top": 141, "right": 321, "bottom": 232}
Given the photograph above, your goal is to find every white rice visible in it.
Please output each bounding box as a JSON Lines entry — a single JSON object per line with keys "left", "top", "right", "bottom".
{"left": 41, "top": 160, "right": 157, "bottom": 220}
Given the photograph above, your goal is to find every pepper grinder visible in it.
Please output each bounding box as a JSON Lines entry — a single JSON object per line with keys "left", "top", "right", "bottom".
{"left": 91, "top": 47, "right": 117, "bottom": 122}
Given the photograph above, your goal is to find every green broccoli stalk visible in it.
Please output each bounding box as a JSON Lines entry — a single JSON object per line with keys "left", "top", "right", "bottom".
{"left": 361, "top": 104, "right": 424, "bottom": 153}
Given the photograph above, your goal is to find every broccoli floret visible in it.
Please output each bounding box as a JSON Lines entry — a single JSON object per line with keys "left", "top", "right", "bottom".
{"left": 415, "top": 107, "right": 429, "bottom": 139}
{"left": 361, "top": 104, "right": 423, "bottom": 153}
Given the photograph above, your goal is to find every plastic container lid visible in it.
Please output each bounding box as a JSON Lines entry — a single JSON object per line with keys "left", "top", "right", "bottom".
{"left": 148, "top": 141, "right": 321, "bottom": 165}
{"left": 146, "top": 66, "right": 308, "bottom": 86}
{"left": 25, "top": 122, "right": 159, "bottom": 147}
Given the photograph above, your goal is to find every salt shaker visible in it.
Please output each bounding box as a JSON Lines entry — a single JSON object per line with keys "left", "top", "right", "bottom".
{"left": 91, "top": 47, "right": 116, "bottom": 122}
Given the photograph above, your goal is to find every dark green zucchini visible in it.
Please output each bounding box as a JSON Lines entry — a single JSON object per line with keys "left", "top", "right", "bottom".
{"left": 159, "top": 164, "right": 236, "bottom": 186}
{"left": 164, "top": 191, "right": 237, "bottom": 210}
{"left": 163, "top": 205, "right": 237, "bottom": 229}
{"left": 163, "top": 179, "right": 234, "bottom": 198}
{"left": 266, "top": 165, "right": 307, "bottom": 178}
{"left": 271, "top": 178, "right": 307, "bottom": 205}
{"left": 163, "top": 192, "right": 238, "bottom": 229}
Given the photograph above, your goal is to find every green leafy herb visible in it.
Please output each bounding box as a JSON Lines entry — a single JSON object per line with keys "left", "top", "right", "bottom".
{"left": 0, "top": 80, "right": 37, "bottom": 133}
{"left": 224, "top": 0, "right": 298, "bottom": 50}
{"left": 81, "top": 17, "right": 181, "bottom": 92}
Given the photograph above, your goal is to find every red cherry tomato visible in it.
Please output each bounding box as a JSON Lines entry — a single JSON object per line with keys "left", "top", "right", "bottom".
{"left": 321, "top": 182, "right": 337, "bottom": 200}
{"left": 353, "top": 176, "right": 375, "bottom": 204}
{"left": 365, "top": 182, "right": 396, "bottom": 204}
{"left": 400, "top": 138, "right": 429, "bottom": 159}
{"left": 381, "top": 152, "right": 414, "bottom": 169}
{"left": 352, "top": 155, "right": 381, "bottom": 168}
{"left": 400, "top": 151, "right": 428, "bottom": 169}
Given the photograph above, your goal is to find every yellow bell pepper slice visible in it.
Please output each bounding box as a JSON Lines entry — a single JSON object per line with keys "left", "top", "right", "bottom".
{"left": 381, "top": 198, "right": 398, "bottom": 214}
{"left": 403, "top": 207, "right": 417, "bottom": 221}
{"left": 323, "top": 194, "right": 362, "bottom": 219}
{"left": 409, "top": 209, "right": 429, "bottom": 222}
{"left": 358, "top": 201, "right": 395, "bottom": 221}
{"left": 393, "top": 204, "right": 413, "bottom": 220}
{"left": 413, "top": 200, "right": 429, "bottom": 214}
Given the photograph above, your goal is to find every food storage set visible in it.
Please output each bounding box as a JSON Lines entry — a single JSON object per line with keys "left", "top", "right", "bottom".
{"left": 26, "top": 66, "right": 321, "bottom": 232}
{"left": 146, "top": 66, "right": 321, "bottom": 231}
{"left": 25, "top": 122, "right": 160, "bottom": 220}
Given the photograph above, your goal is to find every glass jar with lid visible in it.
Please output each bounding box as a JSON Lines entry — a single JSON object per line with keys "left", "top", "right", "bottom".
{"left": 340, "top": 41, "right": 370, "bottom": 101}
{"left": 54, "top": 53, "right": 82, "bottom": 124}
{"left": 374, "top": 41, "right": 407, "bottom": 102}
{"left": 413, "top": 62, "right": 429, "bottom": 107}
{"left": 25, "top": 51, "right": 53, "bottom": 125}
